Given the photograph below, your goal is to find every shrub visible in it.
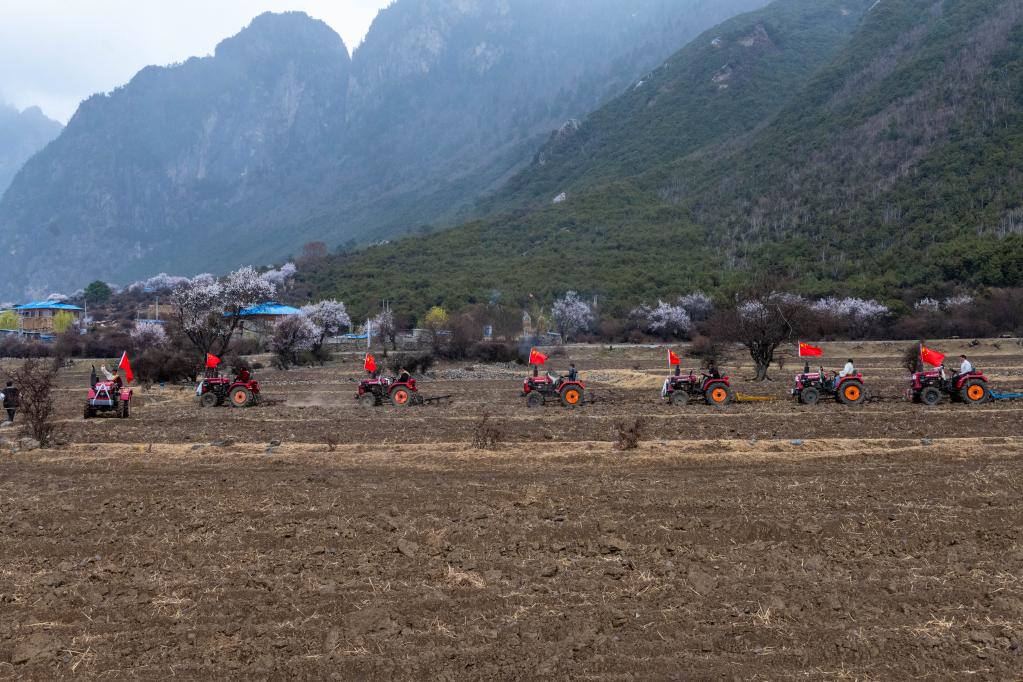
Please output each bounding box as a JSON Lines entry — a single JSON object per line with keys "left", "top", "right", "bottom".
{"left": 7, "top": 359, "right": 58, "bottom": 445}
{"left": 470, "top": 410, "right": 502, "bottom": 450}
{"left": 133, "top": 348, "right": 199, "bottom": 384}
{"left": 467, "top": 342, "right": 517, "bottom": 363}
{"left": 612, "top": 418, "right": 643, "bottom": 451}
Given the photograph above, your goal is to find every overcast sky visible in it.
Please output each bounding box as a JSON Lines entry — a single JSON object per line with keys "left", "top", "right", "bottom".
{"left": 0, "top": 0, "right": 393, "bottom": 123}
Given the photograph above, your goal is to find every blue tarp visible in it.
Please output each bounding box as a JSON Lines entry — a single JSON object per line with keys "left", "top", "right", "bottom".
{"left": 14, "top": 301, "right": 84, "bottom": 312}
{"left": 233, "top": 302, "right": 302, "bottom": 317}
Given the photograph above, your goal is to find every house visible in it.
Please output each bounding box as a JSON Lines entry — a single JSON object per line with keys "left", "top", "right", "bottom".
{"left": 13, "top": 301, "right": 84, "bottom": 332}
{"left": 233, "top": 302, "right": 301, "bottom": 336}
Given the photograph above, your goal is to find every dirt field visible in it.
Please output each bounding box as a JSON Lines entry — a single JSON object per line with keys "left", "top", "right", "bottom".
{"left": 1, "top": 340, "right": 1022, "bottom": 679}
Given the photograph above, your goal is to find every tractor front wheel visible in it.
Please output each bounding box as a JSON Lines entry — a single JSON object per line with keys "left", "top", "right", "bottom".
{"left": 961, "top": 380, "right": 989, "bottom": 405}
{"left": 561, "top": 387, "right": 583, "bottom": 408}
{"left": 705, "top": 386, "right": 733, "bottom": 407}
{"left": 920, "top": 386, "right": 942, "bottom": 406}
{"left": 526, "top": 392, "right": 545, "bottom": 408}
{"left": 669, "top": 391, "right": 688, "bottom": 406}
{"left": 199, "top": 393, "right": 217, "bottom": 408}
{"left": 230, "top": 388, "right": 253, "bottom": 408}
{"left": 838, "top": 381, "right": 866, "bottom": 406}
{"left": 119, "top": 401, "right": 130, "bottom": 419}
{"left": 799, "top": 387, "right": 820, "bottom": 406}
{"left": 84, "top": 404, "right": 94, "bottom": 420}
{"left": 359, "top": 394, "right": 377, "bottom": 409}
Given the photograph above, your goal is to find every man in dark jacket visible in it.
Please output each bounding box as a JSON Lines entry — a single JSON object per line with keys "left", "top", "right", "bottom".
{"left": 3, "top": 381, "right": 18, "bottom": 423}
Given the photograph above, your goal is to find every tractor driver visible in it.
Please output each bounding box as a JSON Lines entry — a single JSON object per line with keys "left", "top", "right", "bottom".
{"left": 951, "top": 355, "right": 973, "bottom": 385}
{"left": 397, "top": 367, "right": 412, "bottom": 383}
{"left": 567, "top": 363, "right": 579, "bottom": 382}
{"left": 235, "top": 365, "right": 251, "bottom": 384}
{"left": 100, "top": 365, "right": 123, "bottom": 391}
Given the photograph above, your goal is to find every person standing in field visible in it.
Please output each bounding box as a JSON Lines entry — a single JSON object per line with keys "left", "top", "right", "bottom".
{"left": 2, "top": 380, "right": 19, "bottom": 423}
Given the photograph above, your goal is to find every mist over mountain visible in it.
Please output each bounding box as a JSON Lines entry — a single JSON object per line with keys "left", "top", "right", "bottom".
{"left": 302, "top": 0, "right": 1023, "bottom": 315}
{"left": 0, "top": 0, "right": 768, "bottom": 299}
{"left": 0, "top": 101, "right": 62, "bottom": 199}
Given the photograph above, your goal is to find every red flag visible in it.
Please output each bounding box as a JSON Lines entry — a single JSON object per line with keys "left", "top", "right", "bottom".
{"left": 668, "top": 350, "right": 681, "bottom": 366}
{"left": 118, "top": 351, "right": 134, "bottom": 384}
{"left": 206, "top": 353, "right": 221, "bottom": 368}
{"left": 364, "top": 353, "right": 377, "bottom": 373}
{"left": 798, "top": 342, "right": 823, "bottom": 358}
{"left": 921, "top": 345, "right": 945, "bottom": 368}
{"left": 528, "top": 348, "right": 548, "bottom": 366}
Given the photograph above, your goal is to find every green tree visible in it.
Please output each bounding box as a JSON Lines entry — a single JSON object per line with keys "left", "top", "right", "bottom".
{"left": 52, "top": 311, "right": 77, "bottom": 334}
{"left": 0, "top": 310, "right": 18, "bottom": 330}
{"left": 84, "top": 281, "right": 112, "bottom": 305}
{"left": 423, "top": 306, "right": 449, "bottom": 351}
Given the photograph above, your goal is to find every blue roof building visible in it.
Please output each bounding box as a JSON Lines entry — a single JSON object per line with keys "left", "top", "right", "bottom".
{"left": 13, "top": 301, "right": 84, "bottom": 332}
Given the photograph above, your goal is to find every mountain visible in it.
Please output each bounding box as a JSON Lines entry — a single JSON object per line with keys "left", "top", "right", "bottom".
{"left": 302, "top": 0, "right": 1023, "bottom": 317}
{"left": 302, "top": 0, "right": 883, "bottom": 314}
{"left": 0, "top": 0, "right": 770, "bottom": 299}
{"left": 0, "top": 102, "right": 62, "bottom": 198}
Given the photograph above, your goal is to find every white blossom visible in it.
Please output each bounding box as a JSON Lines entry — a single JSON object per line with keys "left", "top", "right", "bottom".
{"left": 677, "top": 292, "right": 714, "bottom": 321}
{"left": 811, "top": 297, "right": 889, "bottom": 322}
{"left": 943, "top": 294, "right": 974, "bottom": 309}
{"left": 302, "top": 300, "right": 351, "bottom": 345}
{"left": 130, "top": 321, "right": 169, "bottom": 350}
{"left": 371, "top": 309, "right": 395, "bottom": 339}
{"left": 914, "top": 297, "right": 941, "bottom": 313}
{"left": 261, "top": 263, "right": 297, "bottom": 286}
{"left": 551, "top": 291, "right": 594, "bottom": 341}
{"left": 45, "top": 293, "right": 69, "bottom": 303}
{"left": 170, "top": 266, "right": 275, "bottom": 356}
{"left": 633, "top": 301, "right": 692, "bottom": 337}
{"left": 268, "top": 314, "right": 321, "bottom": 368}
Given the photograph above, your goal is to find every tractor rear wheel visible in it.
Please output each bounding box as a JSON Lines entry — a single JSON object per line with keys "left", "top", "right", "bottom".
{"left": 199, "top": 393, "right": 217, "bottom": 408}
{"left": 799, "top": 387, "right": 820, "bottom": 406}
{"left": 390, "top": 387, "right": 413, "bottom": 408}
{"left": 230, "top": 387, "right": 253, "bottom": 408}
{"left": 705, "top": 386, "right": 733, "bottom": 407}
{"left": 920, "top": 386, "right": 942, "bottom": 406}
{"left": 669, "top": 391, "right": 688, "bottom": 406}
{"left": 961, "top": 380, "right": 989, "bottom": 405}
{"left": 838, "top": 381, "right": 866, "bottom": 406}
{"left": 359, "top": 394, "right": 377, "bottom": 409}
{"left": 526, "top": 392, "right": 545, "bottom": 408}
{"left": 561, "top": 386, "right": 583, "bottom": 408}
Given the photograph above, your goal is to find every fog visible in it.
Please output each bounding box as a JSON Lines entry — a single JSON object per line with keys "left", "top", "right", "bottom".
{"left": 0, "top": 0, "right": 391, "bottom": 122}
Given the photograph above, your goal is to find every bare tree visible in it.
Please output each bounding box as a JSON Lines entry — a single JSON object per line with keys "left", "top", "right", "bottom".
{"left": 714, "top": 293, "right": 809, "bottom": 381}
{"left": 7, "top": 359, "right": 58, "bottom": 445}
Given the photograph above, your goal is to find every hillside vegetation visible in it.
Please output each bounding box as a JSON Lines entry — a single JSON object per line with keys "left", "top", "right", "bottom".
{"left": 304, "top": 0, "right": 1023, "bottom": 318}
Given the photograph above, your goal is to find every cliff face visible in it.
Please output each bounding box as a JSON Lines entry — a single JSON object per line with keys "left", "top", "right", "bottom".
{"left": 0, "top": 102, "right": 62, "bottom": 199}
{"left": 0, "top": 1, "right": 770, "bottom": 298}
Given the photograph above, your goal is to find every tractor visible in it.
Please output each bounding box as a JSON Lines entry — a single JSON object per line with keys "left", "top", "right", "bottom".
{"left": 84, "top": 381, "right": 133, "bottom": 419}
{"left": 196, "top": 376, "right": 262, "bottom": 408}
{"left": 663, "top": 371, "right": 734, "bottom": 407}
{"left": 522, "top": 373, "right": 585, "bottom": 408}
{"left": 357, "top": 377, "right": 423, "bottom": 408}
{"left": 908, "top": 368, "right": 990, "bottom": 406}
{"left": 792, "top": 370, "right": 867, "bottom": 406}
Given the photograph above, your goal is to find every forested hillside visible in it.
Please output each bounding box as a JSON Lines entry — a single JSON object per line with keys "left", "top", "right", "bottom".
{"left": 303, "top": 0, "right": 1023, "bottom": 319}
{"left": 0, "top": 0, "right": 767, "bottom": 299}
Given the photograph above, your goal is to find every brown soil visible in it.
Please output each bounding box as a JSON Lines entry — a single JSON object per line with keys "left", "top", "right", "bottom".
{"left": 1, "top": 340, "right": 1021, "bottom": 678}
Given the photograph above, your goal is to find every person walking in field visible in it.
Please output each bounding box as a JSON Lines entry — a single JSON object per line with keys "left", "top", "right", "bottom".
{"left": 2, "top": 380, "right": 19, "bottom": 423}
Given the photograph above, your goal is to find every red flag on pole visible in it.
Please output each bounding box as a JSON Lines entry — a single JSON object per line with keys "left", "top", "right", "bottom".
{"left": 118, "top": 351, "right": 134, "bottom": 384}
{"left": 668, "top": 350, "right": 681, "bottom": 366}
{"left": 364, "top": 353, "right": 377, "bottom": 373}
{"left": 920, "top": 345, "right": 945, "bottom": 368}
{"left": 798, "top": 342, "right": 823, "bottom": 358}
{"left": 206, "top": 353, "right": 221, "bottom": 368}
{"left": 528, "top": 348, "right": 548, "bottom": 366}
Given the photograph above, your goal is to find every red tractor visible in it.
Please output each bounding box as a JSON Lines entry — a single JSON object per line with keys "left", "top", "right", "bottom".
{"left": 196, "top": 376, "right": 262, "bottom": 408}
{"left": 84, "top": 381, "right": 133, "bottom": 419}
{"left": 522, "top": 373, "right": 585, "bottom": 408}
{"left": 663, "top": 371, "right": 734, "bottom": 407}
{"left": 908, "top": 368, "right": 990, "bottom": 406}
{"left": 357, "top": 377, "right": 422, "bottom": 408}
{"left": 792, "top": 371, "right": 867, "bottom": 406}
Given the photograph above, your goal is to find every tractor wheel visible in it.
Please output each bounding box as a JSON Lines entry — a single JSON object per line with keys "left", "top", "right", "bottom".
{"left": 705, "top": 386, "right": 733, "bottom": 407}
{"left": 526, "top": 392, "right": 545, "bottom": 408}
{"left": 799, "top": 387, "right": 820, "bottom": 406}
{"left": 359, "top": 394, "right": 377, "bottom": 409}
{"left": 119, "top": 401, "right": 130, "bottom": 419}
{"left": 199, "top": 393, "right": 218, "bottom": 408}
{"left": 390, "top": 387, "right": 413, "bottom": 408}
{"left": 230, "top": 387, "right": 253, "bottom": 408}
{"left": 669, "top": 391, "right": 688, "bottom": 406}
{"left": 920, "top": 386, "right": 942, "bottom": 406}
{"left": 84, "top": 404, "right": 94, "bottom": 420}
{"left": 838, "top": 381, "right": 866, "bottom": 406}
{"left": 961, "top": 380, "right": 989, "bottom": 405}
{"left": 561, "top": 386, "right": 583, "bottom": 408}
